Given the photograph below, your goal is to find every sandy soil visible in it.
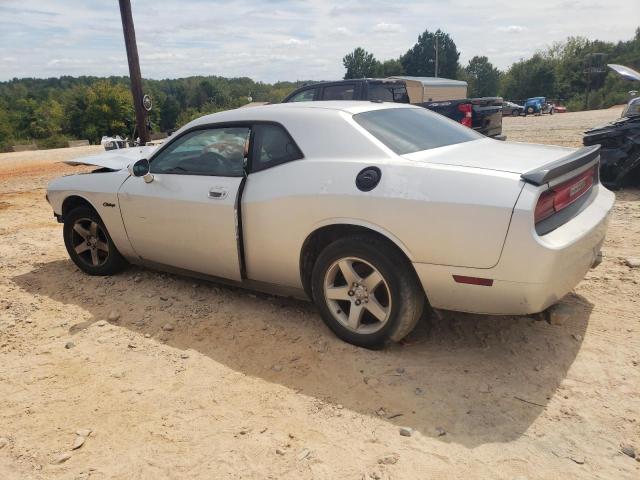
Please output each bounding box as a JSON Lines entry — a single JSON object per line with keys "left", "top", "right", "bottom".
{"left": 503, "top": 106, "right": 625, "bottom": 147}
{"left": 1, "top": 109, "right": 639, "bottom": 479}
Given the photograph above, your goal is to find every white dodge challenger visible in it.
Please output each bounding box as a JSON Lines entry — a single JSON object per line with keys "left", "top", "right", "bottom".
{"left": 47, "top": 101, "right": 614, "bottom": 348}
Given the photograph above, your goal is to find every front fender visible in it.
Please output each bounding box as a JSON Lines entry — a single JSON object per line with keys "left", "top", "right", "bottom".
{"left": 46, "top": 170, "right": 137, "bottom": 259}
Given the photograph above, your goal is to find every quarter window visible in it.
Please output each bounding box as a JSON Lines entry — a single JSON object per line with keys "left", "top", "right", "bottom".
{"left": 354, "top": 108, "right": 482, "bottom": 155}
{"left": 150, "top": 127, "right": 249, "bottom": 176}
{"left": 251, "top": 124, "right": 303, "bottom": 171}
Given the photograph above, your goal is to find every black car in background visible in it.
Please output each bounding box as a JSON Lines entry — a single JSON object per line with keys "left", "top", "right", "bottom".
{"left": 282, "top": 77, "right": 505, "bottom": 139}
{"left": 502, "top": 101, "right": 524, "bottom": 116}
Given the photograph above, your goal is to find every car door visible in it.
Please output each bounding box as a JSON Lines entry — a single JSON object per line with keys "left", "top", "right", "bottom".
{"left": 118, "top": 126, "right": 250, "bottom": 281}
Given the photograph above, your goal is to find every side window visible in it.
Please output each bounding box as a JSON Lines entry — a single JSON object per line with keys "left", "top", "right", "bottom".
{"left": 150, "top": 127, "right": 250, "bottom": 177}
{"left": 322, "top": 84, "right": 355, "bottom": 100}
{"left": 251, "top": 124, "right": 303, "bottom": 172}
{"left": 287, "top": 88, "right": 317, "bottom": 102}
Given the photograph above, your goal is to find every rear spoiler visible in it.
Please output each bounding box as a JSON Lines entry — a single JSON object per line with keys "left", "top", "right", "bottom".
{"left": 521, "top": 145, "right": 600, "bottom": 186}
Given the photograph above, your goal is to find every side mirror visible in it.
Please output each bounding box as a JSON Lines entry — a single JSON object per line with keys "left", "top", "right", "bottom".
{"left": 129, "top": 158, "right": 154, "bottom": 183}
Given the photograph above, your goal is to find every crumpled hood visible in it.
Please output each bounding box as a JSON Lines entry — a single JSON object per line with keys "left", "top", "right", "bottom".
{"left": 402, "top": 138, "right": 575, "bottom": 175}
{"left": 64, "top": 145, "right": 158, "bottom": 170}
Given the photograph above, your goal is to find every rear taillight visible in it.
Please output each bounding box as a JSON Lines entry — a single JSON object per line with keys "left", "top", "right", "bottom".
{"left": 534, "top": 166, "right": 596, "bottom": 224}
{"left": 457, "top": 103, "right": 472, "bottom": 128}
{"left": 534, "top": 189, "right": 555, "bottom": 223}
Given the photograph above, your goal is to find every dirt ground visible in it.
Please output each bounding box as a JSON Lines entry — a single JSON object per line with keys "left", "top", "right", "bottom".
{"left": 1, "top": 108, "right": 638, "bottom": 480}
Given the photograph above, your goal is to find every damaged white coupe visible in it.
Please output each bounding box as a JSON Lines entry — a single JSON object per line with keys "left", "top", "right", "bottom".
{"left": 47, "top": 102, "right": 614, "bottom": 348}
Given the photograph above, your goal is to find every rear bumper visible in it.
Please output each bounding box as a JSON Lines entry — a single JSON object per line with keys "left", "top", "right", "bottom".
{"left": 414, "top": 184, "right": 615, "bottom": 315}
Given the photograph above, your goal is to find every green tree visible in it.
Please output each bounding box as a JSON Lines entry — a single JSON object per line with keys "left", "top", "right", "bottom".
{"left": 343, "top": 47, "right": 381, "bottom": 79}
{"left": 0, "top": 102, "right": 14, "bottom": 151}
{"left": 401, "top": 29, "right": 460, "bottom": 78}
{"left": 159, "top": 96, "right": 180, "bottom": 131}
{"left": 464, "top": 56, "right": 501, "bottom": 97}
{"left": 381, "top": 59, "right": 404, "bottom": 77}
{"left": 31, "top": 99, "right": 64, "bottom": 138}
{"left": 500, "top": 54, "right": 556, "bottom": 101}
{"left": 65, "top": 81, "right": 133, "bottom": 143}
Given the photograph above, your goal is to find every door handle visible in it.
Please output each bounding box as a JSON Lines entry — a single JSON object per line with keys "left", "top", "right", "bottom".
{"left": 208, "top": 188, "right": 228, "bottom": 200}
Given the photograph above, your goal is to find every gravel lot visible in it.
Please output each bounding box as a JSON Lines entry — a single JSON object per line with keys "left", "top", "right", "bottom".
{"left": 1, "top": 108, "right": 639, "bottom": 479}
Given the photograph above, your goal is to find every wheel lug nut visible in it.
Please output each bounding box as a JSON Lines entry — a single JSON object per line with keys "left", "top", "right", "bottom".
{"left": 355, "top": 300, "right": 361, "bottom": 306}
{"left": 348, "top": 290, "right": 354, "bottom": 296}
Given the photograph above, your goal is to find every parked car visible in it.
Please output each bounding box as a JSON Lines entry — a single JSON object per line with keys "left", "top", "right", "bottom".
{"left": 100, "top": 135, "right": 127, "bottom": 150}
{"left": 583, "top": 64, "right": 640, "bottom": 189}
{"left": 47, "top": 102, "right": 613, "bottom": 348}
{"left": 524, "top": 97, "right": 555, "bottom": 115}
{"left": 282, "top": 78, "right": 505, "bottom": 139}
{"left": 502, "top": 101, "right": 524, "bottom": 116}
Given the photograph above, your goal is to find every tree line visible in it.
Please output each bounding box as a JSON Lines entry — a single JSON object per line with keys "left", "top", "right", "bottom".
{"left": 0, "top": 76, "right": 303, "bottom": 152}
{"left": 1, "top": 27, "right": 638, "bottom": 152}
{"left": 343, "top": 27, "right": 640, "bottom": 107}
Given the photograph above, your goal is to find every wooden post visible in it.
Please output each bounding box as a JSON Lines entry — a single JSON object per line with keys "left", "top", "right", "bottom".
{"left": 118, "top": 0, "right": 149, "bottom": 145}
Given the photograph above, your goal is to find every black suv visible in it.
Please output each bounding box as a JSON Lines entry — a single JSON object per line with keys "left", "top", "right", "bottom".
{"left": 282, "top": 78, "right": 504, "bottom": 139}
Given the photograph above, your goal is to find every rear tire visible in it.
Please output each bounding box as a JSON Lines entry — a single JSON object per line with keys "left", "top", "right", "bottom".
{"left": 311, "top": 235, "right": 424, "bottom": 349}
{"left": 63, "top": 206, "right": 127, "bottom": 275}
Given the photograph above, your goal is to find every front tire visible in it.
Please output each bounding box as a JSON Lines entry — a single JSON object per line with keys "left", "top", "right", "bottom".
{"left": 63, "top": 206, "right": 127, "bottom": 275}
{"left": 526, "top": 106, "right": 535, "bottom": 115}
{"left": 311, "top": 236, "right": 425, "bottom": 349}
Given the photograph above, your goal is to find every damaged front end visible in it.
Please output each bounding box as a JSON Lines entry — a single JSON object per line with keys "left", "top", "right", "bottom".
{"left": 583, "top": 113, "right": 640, "bottom": 189}
{"left": 583, "top": 63, "right": 640, "bottom": 189}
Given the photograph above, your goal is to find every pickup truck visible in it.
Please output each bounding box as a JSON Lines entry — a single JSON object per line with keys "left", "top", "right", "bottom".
{"left": 281, "top": 77, "right": 505, "bottom": 139}
{"left": 524, "top": 97, "right": 554, "bottom": 115}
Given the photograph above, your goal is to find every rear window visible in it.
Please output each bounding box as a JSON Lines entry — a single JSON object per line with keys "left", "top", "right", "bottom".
{"left": 368, "top": 84, "right": 409, "bottom": 103}
{"left": 353, "top": 107, "right": 482, "bottom": 155}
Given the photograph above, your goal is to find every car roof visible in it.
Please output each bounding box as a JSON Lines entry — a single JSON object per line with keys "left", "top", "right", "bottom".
{"left": 293, "top": 78, "right": 404, "bottom": 87}
{"left": 186, "top": 101, "right": 419, "bottom": 128}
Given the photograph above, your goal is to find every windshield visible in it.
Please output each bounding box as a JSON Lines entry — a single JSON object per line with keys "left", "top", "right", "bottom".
{"left": 354, "top": 107, "right": 482, "bottom": 155}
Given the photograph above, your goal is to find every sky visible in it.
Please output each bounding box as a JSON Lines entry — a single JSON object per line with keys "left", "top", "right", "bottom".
{"left": 0, "top": 0, "right": 638, "bottom": 83}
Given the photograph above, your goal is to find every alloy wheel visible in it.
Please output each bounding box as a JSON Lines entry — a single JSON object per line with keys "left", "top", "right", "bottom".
{"left": 71, "top": 218, "right": 110, "bottom": 267}
{"left": 323, "top": 256, "right": 392, "bottom": 334}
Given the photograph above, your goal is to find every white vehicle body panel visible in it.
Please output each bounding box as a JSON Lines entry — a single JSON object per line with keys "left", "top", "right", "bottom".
{"left": 47, "top": 170, "right": 137, "bottom": 258}
{"left": 402, "top": 137, "right": 574, "bottom": 173}
{"left": 47, "top": 101, "right": 614, "bottom": 315}
{"left": 243, "top": 157, "right": 524, "bottom": 290}
{"left": 63, "top": 145, "right": 158, "bottom": 170}
{"left": 416, "top": 183, "right": 614, "bottom": 314}
{"left": 118, "top": 174, "right": 243, "bottom": 280}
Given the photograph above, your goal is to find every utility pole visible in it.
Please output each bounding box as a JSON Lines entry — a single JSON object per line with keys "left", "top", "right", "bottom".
{"left": 434, "top": 34, "right": 439, "bottom": 78}
{"left": 584, "top": 53, "right": 606, "bottom": 111}
{"left": 118, "top": 0, "right": 149, "bottom": 145}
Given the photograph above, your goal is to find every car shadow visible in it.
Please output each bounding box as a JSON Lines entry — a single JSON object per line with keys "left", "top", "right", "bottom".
{"left": 12, "top": 259, "right": 593, "bottom": 448}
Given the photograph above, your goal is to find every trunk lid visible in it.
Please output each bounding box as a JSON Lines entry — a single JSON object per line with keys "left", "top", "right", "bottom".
{"left": 403, "top": 137, "right": 576, "bottom": 176}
